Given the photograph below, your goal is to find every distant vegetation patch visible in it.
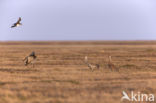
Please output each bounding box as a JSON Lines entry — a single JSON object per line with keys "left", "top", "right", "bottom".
{"left": 145, "top": 48, "right": 155, "bottom": 52}
{"left": 120, "top": 64, "right": 139, "bottom": 69}
{"left": 41, "top": 79, "right": 80, "bottom": 85}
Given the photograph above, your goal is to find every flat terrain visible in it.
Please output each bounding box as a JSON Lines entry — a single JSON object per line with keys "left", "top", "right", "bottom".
{"left": 0, "top": 41, "right": 156, "bottom": 103}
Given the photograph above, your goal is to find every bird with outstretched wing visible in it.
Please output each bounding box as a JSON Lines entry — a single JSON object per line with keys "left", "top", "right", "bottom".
{"left": 11, "top": 17, "right": 22, "bottom": 28}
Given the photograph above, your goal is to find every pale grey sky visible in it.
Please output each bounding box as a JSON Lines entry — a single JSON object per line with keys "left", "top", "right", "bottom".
{"left": 0, "top": 0, "right": 156, "bottom": 40}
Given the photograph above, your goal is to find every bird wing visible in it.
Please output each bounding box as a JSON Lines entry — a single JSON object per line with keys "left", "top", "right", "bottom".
{"left": 23, "top": 56, "right": 28, "bottom": 61}
{"left": 11, "top": 25, "right": 16, "bottom": 28}
{"left": 11, "top": 22, "right": 18, "bottom": 28}
{"left": 17, "top": 17, "right": 21, "bottom": 23}
{"left": 29, "top": 51, "right": 35, "bottom": 56}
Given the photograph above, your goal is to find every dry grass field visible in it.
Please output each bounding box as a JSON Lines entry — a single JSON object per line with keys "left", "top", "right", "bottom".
{"left": 0, "top": 41, "right": 156, "bottom": 103}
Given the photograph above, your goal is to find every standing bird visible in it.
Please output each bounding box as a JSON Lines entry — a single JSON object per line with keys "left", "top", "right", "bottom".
{"left": 108, "top": 56, "right": 119, "bottom": 72}
{"left": 84, "top": 56, "right": 100, "bottom": 71}
{"left": 23, "top": 51, "right": 37, "bottom": 68}
{"left": 11, "top": 17, "right": 22, "bottom": 28}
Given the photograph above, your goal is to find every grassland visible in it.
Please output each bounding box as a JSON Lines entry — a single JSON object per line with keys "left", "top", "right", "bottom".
{"left": 0, "top": 41, "right": 156, "bottom": 103}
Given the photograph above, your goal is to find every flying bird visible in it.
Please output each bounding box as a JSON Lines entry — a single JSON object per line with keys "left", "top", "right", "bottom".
{"left": 11, "top": 17, "right": 22, "bottom": 28}
{"left": 23, "top": 51, "right": 37, "bottom": 68}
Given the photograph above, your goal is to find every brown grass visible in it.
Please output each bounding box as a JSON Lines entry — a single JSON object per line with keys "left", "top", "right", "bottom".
{"left": 0, "top": 41, "right": 156, "bottom": 103}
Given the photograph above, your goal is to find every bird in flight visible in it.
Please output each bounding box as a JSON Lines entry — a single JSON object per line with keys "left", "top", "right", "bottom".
{"left": 11, "top": 17, "right": 22, "bottom": 28}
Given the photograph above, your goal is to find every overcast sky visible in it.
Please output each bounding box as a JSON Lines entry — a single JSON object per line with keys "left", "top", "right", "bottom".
{"left": 0, "top": 0, "right": 156, "bottom": 41}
